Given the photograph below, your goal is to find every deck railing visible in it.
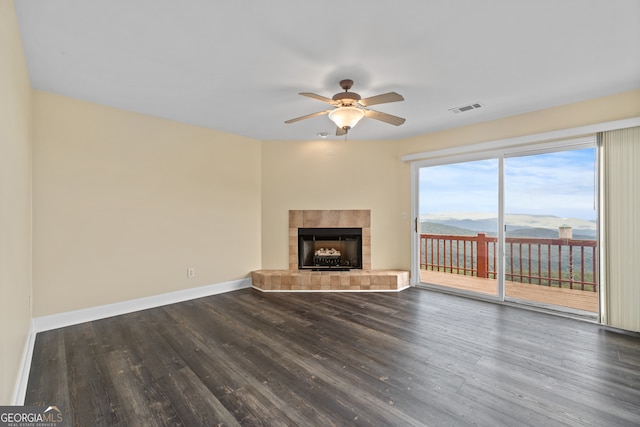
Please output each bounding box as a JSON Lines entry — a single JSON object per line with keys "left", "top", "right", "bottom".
{"left": 420, "top": 233, "right": 598, "bottom": 291}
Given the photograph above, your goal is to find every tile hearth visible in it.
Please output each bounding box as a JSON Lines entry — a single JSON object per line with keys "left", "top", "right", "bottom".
{"left": 251, "top": 269, "right": 410, "bottom": 292}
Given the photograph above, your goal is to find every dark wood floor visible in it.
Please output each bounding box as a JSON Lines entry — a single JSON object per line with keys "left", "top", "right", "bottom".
{"left": 26, "top": 288, "right": 640, "bottom": 426}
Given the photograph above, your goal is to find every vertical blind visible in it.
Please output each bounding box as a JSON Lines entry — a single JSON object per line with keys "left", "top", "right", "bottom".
{"left": 602, "top": 126, "right": 640, "bottom": 332}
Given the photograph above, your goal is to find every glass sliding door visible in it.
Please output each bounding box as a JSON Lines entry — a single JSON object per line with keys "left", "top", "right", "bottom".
{"left": 418, "top": 159, "right": 499, "bottom": 297}
{"left": 503, "top": 148, "right": 599, "bottom": 315}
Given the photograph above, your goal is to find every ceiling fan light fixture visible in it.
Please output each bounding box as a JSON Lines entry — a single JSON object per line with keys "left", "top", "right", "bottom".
{"left": 328, "top": 107, "right": 364, "bottom": 130}
{"left": 285, "top": 79, "right": 405, "bottom": 133}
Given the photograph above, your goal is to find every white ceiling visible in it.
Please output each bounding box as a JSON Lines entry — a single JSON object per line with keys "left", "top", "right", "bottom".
{"left": 14, "top": 1, "right": 640, "bottom": 141}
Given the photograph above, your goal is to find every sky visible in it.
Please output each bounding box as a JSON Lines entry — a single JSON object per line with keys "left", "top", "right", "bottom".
{"left": 419, "top": 147, "right": 597, "bottom": 221}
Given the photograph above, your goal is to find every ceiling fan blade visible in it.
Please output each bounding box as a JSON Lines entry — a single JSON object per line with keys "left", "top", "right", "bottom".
{"left": 285, "top": 110, "right": 331, "bottom": 124}
{"left": 364, "top": 109, "right": 406, "bottom": 126}
{"left": 359, "top": 92, "right": 404, "bottom": 107}
{"left": 299, "top": 92, "right": 336, "bottom": 104}
{"left": 336, "top": 126, "right": 347, "bottom": 136}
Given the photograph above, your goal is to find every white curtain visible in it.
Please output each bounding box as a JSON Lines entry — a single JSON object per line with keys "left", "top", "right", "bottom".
{"left": 601, "top": 126, "right": 640, "bottom": 332}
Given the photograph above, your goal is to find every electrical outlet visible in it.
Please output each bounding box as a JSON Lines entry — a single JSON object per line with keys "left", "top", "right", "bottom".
{"left": 187, "top": 268, "right": 195, "bottom": 278}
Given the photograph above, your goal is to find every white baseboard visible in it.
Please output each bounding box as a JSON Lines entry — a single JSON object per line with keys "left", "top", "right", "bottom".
{"left": 11, "top": 321, "right": 36, "bottom": 405}
{"left": 13, "top": 278, "right": 251, "bottom": 405}
{"left": 32, "top": 278, "right": 252, "bottom": 333}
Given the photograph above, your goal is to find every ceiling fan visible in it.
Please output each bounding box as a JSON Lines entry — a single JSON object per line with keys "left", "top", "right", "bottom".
{"left": 285, "top": 79, "right": 406, "bottom": 136}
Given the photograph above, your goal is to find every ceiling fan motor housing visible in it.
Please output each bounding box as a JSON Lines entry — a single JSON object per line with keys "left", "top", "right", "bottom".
{"left": 332, "top": 78, "right": 361, "bottom": 106}
{"left": 332, "top": 91, "right": 361, "bottom": 106}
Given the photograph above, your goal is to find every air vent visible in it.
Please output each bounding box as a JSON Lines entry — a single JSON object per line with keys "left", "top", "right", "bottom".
{"left": 449, "top": 103, "right": 484, "bottom": 114}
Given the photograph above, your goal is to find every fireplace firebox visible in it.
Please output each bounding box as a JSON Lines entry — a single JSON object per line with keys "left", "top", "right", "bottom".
{"left": 298, "top": 228, "right": 362, "bottom": 271}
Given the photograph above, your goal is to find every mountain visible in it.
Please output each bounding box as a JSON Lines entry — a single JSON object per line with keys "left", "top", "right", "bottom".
{"left": 420, "top": 212, "right": 596, "bottom": 238}
{"left": 420, "top": 222, "right": 477, "bottom": 236}
{"left": 505, "top": 227, "right": 594, "bottom": 239}
{"left": 436, "top": 218, "right": 498, "bottom": 233}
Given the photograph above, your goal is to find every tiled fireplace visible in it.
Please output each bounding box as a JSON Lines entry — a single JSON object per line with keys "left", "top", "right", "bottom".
{"left": 251, "top": 209, "right": 410, "bottom": 292}
{"left": 288, "top": 209, "right": 371, "bottom": 270}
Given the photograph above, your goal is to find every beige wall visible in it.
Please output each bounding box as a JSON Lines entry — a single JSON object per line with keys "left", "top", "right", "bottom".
{"left": 32, "top": 92, "right": 262, "bottom": 316}
{"left": 0, "top": 0, "right": 32, "bottom": 404}
{"left": 261, "top": 139, "right": 411, "bottom": 270}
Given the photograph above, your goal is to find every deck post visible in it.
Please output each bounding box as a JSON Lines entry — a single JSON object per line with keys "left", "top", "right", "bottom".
{"left": 477, "top": 233, "right": 489, "bottom": 278}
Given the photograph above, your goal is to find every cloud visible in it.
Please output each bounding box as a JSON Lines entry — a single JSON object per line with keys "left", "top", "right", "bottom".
{"left": 419, "top": 148, "right": 596, "bottom": 220}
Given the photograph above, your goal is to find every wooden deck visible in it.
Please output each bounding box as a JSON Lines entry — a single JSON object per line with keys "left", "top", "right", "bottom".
{"left": 420, "top": 270, "right": 599, "bottom": 313}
